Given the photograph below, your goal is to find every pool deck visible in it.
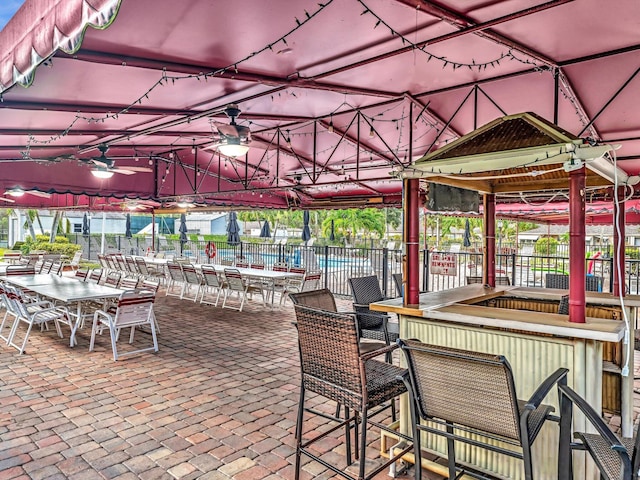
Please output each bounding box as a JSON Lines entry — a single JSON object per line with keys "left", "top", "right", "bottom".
{"left": 0, "top": 287, "right": 637, "bottom": 479}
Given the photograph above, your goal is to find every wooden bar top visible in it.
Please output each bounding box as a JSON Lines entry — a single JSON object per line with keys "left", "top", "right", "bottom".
{"left": 371, "top": 285, "right": 627, "bottom": 342}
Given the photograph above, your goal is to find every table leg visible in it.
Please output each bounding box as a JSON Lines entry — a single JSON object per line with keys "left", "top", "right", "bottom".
{"left": 69, "top": 302, "right": 82, "bottom": 347}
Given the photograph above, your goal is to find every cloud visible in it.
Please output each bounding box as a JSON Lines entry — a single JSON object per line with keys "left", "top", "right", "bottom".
{"left": 0, "top": 1, "right": 25, "bottom": 31}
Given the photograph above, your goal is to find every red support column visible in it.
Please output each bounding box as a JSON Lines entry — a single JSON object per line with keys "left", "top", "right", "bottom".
{"left": 404, "top": 178, "right": 420, "bottom": 306}
{"left": 613, "top": 189, "right": 626, "bottom": 297}
{"left": 483, "top": 194, "right": 496, "bottom": 287}
{"left": 569, "top": 167, "right": 586, "bottom": 323}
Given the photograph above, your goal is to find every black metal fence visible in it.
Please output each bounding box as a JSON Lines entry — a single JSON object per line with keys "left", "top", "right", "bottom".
{"left": 67, "top": 234, "right": 640, "bottom": 296}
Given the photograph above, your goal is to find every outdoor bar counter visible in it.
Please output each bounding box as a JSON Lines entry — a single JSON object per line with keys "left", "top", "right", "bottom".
{"left": 371, "top": 284, "right": 638, "bottom": 480}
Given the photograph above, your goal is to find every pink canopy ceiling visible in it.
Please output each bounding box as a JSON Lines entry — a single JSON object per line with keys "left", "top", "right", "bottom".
{"left": 0, "top": 0, "right": 639, "bottom": 211}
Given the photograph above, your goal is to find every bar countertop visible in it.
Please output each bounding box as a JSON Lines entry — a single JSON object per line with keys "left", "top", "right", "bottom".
{"left": 370, "top": 284, "right": 629, "bottom": 342}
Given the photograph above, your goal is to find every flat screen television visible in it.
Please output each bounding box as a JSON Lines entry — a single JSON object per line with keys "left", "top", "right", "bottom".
{"left": 427, "top": 183, "right": 479, "bottom": 213}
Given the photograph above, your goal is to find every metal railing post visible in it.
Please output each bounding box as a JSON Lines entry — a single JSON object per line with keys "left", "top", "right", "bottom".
{"left": 511, "top": 252, "right": 516, "bottom": 286}
{"left": 382, "top": 248, "right": 389, "bottom": 297}
{"left": 324, "top": 245, "right": 329, "bottom": 289}
{"left": 423, "top": 249, "right": 430, "bottom": 292}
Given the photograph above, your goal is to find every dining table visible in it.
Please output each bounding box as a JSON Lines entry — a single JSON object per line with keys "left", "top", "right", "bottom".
{"left": 4, "top": 274, "right": 123, "bottom": 347}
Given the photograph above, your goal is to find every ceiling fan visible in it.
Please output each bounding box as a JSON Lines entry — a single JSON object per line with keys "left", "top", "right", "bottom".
{"left": 205, "top": 104, "right": 252, "bottom": 157}
{"left": 0, "top": 188, "right": 52, "bottom": 203}
{"left": 83, "top": 145, "right": 154, "bottom": 178}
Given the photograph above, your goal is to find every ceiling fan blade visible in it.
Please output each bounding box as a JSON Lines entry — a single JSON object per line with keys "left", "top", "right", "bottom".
{"left": 26, "top": 190, "right": 52, "bottom": 198}
{"left": 118, "top": 166, "right": 153, "bottom": 173}
{"left": 217, "top": 124, "right": 241, "bottom": 137}
{"left": 110, "top": 168, "right": 137, "bottom": 175}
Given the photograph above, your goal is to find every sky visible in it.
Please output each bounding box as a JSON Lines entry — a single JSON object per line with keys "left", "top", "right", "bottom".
{"left": 0, "top": 0, "right": 25, "bottom": 31}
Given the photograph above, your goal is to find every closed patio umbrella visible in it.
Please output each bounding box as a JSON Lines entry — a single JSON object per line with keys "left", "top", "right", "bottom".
{"left": 179, "top": 213, "right": 188, "bottom": 253}
{"left": 301, "top": 210, "right": 311, "bottom": 244}
{"left": 329, "top": 219, "right": 335, "bottom": 241}
{"left": 125, "top": 213, "right": 132, "bottom": 238}
{"left": 226, "top": 212, "right": 240, "bottom": 246}
{"left": 82, "top": 213, "right": 89, "bottom": 236}
{"left": 463, "top": 218, "right": 472, "bottom": 248}
{"left": 259, "top": 220, "right": 271, "bottom": 238}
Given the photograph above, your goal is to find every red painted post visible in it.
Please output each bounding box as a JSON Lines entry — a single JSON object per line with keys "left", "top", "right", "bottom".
{"left": 569, "top": 167, "right": 586, "bottom": 323}
{"left": 613, "top": 189, "right": 626, "bottom": 297}
{"left": 483, "top": 194, "right": 496, "bottom": 287}
{"left": 404, "top": 178, "right": 420, "bottom": 306}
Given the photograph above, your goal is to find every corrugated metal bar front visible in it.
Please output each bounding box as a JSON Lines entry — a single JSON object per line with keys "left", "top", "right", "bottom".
{"left": 400, "top": 316, "right": 590, "bottom": 480}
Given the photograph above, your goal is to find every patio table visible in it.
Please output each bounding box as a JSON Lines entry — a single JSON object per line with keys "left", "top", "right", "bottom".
{"left": 4, "top": 274, "right": 123, "bottom": 347}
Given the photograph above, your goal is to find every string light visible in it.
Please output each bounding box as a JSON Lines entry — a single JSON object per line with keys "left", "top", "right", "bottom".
{"left": 328, "top": 115, "right": 334, "bottom": 133}
{"left": 23, "top": 1, "right": 335, "bottom": 151}
{"left": 358, "top": 0, "right": 543, "bottom": 72}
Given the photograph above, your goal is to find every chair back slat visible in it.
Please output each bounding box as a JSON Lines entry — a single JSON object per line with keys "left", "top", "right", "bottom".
{"left": 223, "top": 268, "right": 245, "bottom": 292}
{"left": 201, "top": 265, "right": 222, "bottom": 287}
{"left": 119, "top": 277, "right": 139, "bottom": 290}
{"left": 167, "top": 262, "right": 185, "bottom": 281}
{"left": 105, "top": 271, "right": 122, "bottom": 287}
{"left": 182, "top": 264, "right": 201, "bottom": 284}
{"left": 114, "top": 291, "right": 155, "bottom": 328}
{"left": 88, "top": 269, "right": 103, "bottom": 284}
{"left": 289, "top": 267, "right": 306, "bottom": 275}
{"left": 293, "top": 304, "right": 363, "bottom": 410}
{"left": 401, "top": 340, "right": 522, "bottom": 441}
{"left": 6, "top": 265, "right": 35, "bottom": 276}
{"left": 302, "top": 272, "right": 322, "bottom": 291}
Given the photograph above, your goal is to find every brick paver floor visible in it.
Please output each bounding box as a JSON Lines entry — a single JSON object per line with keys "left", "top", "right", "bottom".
{"left": 1, "top": 287, "right": 637, "bottom": 479}
{"left": 0, "top": 290, "right": 438, "bottom": 479}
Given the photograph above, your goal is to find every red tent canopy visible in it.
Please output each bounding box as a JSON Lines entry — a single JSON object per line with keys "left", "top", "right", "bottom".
{"left": 0, "top": 0, "right": 639, "bottom": 210}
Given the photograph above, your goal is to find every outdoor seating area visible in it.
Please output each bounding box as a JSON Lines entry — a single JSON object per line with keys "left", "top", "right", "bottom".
{"left": 0, "top": 285, "right": 639, "bottom": 479}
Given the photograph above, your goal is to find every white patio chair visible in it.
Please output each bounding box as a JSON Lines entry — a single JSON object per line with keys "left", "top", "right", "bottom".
{"left": 181, "top": 264, "right": 203, "bottom": 302}
{"left": 165, "top": 261, "right": 185, "bottom": 297}
{"left": 199, "top": 265, "right": 224, "bottom": 307}
{"left": 280, "top": 271, "right": 321, "bottom": 306}
{"left": 89, "top": 290, "right": 158, "bottom": 361}
{"left": 6, "top": 285, "right": 71, "bottom": 354}
{"left": 64, "top": 251, "right": 83, "bottom": 272}
{"left": 222, "top": 268, "right": 265, "bottom": 312}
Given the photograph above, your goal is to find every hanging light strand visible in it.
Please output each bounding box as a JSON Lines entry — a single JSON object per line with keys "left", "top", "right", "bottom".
{"left": 23, "top": 1, "right": 335, "bottom": 153}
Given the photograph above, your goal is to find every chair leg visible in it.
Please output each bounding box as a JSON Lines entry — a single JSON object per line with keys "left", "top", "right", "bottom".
{"left": 294, "top": 386, "right": 306, "bottom": 480}
{"left": 344, "top": 406, "right": 352, "bottom": 467}
{"left": 359, "top": 406, "right": 368, "bottom": 480}
{"left": 446, "top": 422, "right": 456, "bottom": 479}
{"left": 109, "top": 325, "right": 119, "bottom": 361}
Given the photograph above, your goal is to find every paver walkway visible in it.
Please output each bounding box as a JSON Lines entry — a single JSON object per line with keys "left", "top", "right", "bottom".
{"left": 0, "top": 289, "right": 636, "bottom": 479}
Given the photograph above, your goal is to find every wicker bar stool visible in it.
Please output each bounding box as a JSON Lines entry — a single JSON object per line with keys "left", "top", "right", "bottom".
{"left": 292, "top": 304, "right": 412, "bottom": 480}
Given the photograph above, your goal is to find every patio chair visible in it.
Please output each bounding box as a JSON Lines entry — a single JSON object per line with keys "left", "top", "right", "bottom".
{"left": 279, "top": 271, "right": 322, "bottom": 306}
{"left": 348, "top": 275, "right": 399, "bottom": 345}
{"left": 221, "top": 268, "right": 265, "bottom": 311}
{"left": 6, "top": 285, "right": 71, "bottom": 354}
{"left": 558, "top": 383, "right": 639, "bottom": 480}
{"left": 39, "top": 260, "right": 53, "bottom": 274}
{"left": 199, "top": 265, "right": 225, "bottom": 307}
{"left": 89, "top": 290, "right": 158, "bottom": 361}
{"left": 64, "top": 250, "right": 83, "bottom": 272}
{"left": 119, "top": 276, "right": 140, "bottom": 290}
{"left": 104, "top": 271, "right": 122, "bottom": 288}
{"left": 545, "top": 273, "right": 603, "bottom": 292}
{"left": 397, "top": 339, "right": 568, "bottom": 480}
{"left": 289, "top": 289, "right": 388, "bottom": 355}
{"left": 181, "top": 263, "right": 203, "bottom": 302}
{"left": 292, "top": 303, "right": 412, "bottom": 480}
{"left": 165, "top": 261, "right": 185, "bottom": 297}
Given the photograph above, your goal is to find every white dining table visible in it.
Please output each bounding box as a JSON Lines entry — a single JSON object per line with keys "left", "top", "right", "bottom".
{"left": 4, "top": 274, "right": 123, "bottom": 347}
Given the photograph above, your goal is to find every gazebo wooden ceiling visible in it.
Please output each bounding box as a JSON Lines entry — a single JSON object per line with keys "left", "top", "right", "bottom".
{"left": 0, "top": 0, "right": 639, "bottom": 211}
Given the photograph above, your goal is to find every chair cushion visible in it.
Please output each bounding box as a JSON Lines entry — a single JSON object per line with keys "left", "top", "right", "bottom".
{"left": 364, "top": 360, "right": 407, "bottom": 409}
{"left": 579, "top": 433, "right": 635, "bottom": 480}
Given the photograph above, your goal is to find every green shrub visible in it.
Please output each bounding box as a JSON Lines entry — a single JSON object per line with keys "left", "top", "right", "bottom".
{"left": 29, "top": 241, "right": 81, "bottom": 257}
{"left": 534, "top": 237, "right": 558, "bottom": 256}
